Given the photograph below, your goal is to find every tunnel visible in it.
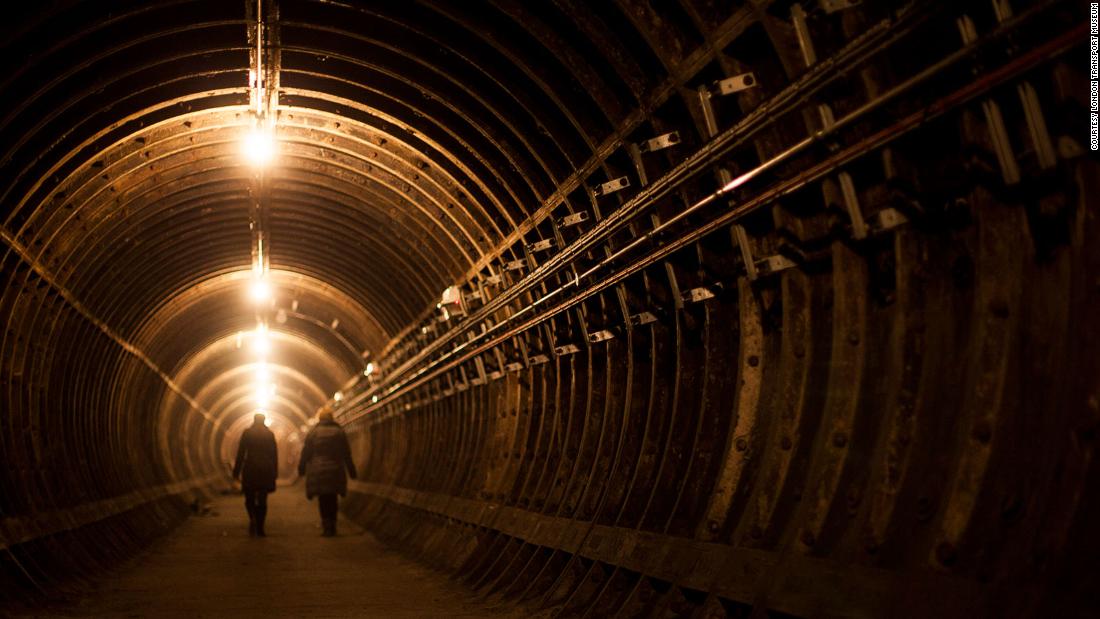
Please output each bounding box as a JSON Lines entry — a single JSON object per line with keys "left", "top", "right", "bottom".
{"left": 0, "top": 0, "right": 1096, "bottom": 616}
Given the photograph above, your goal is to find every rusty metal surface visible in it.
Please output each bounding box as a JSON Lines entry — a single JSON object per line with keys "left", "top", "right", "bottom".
{"left": 0, "top": 0, "right": 1095, "bottom": 616}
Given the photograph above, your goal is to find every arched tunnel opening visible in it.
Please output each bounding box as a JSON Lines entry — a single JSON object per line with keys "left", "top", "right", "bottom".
{"left": 0, "top": 1, "right": 1095, "bottom": 616}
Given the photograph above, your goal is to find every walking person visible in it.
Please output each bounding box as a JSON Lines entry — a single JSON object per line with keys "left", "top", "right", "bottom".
{"left": 297, "top": 411, "right": 357, "bottom": 536}
{"left": 232, "top": 413, "right": 278, "bottom": 537}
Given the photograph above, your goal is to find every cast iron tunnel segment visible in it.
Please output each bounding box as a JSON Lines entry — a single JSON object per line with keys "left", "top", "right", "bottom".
{"left": 0, "top": 1, "right": 1095, "bottom": 617}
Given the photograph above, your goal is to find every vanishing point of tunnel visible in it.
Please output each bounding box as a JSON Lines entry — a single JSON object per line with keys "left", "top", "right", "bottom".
{"left": 0, "top": 1, "right": 1096, "bottom": 617}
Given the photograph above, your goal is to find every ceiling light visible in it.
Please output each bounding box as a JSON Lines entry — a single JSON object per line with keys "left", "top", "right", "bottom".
{"left": 249, "top": 279, "right": 272, "bottom": 302}
{"left": 242, "top": 128, "right": 276, "bottom": 167}
{"left": 255, "top": 390, "right": 271, "bottom": 406}
{"left": 252, "top": 331, "right": 271, "bottom": 355}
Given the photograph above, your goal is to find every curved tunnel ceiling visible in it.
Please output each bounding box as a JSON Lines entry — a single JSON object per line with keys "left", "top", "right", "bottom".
{"left": 1, "top": 0, "right": 1096, "bottom": 616}
{"left": 0, "top": 0, "right": 627, "bottom": 463}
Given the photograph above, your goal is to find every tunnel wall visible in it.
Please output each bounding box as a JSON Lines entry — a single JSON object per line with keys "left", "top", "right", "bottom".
{"left": 337, "top": 2, "right": 1099, "bottom": 617}
{"left": 0, "top": 254, "right": 220, "bottom": 602}
{"left": 0, "top": 0, "right": 1093, "bottom": 616}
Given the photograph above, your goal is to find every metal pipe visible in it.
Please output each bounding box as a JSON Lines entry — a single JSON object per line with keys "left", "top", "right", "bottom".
{"left": 341, "top": 16, "right": 1083, "bottom": 424}
{"left": 338, "top": 0, "right": 944, "bottom": 410}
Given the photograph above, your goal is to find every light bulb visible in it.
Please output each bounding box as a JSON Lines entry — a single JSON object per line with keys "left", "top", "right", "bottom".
{"left": 242, "top": 128, "right": 276, "bottom": 167}
{"left": 249, "top": 279, "right": 271, "bottom": 302}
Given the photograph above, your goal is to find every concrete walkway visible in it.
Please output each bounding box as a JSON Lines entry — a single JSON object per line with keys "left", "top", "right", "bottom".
{"left": 26, "top": 486, "right": 519, "bottom": 618}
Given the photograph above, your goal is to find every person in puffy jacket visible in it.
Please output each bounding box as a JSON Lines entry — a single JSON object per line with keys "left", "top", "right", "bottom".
{"left": 232, "top": 413, "right": 278, "bottom": 537}
{"left": 297, "top": 411, "right": 357, "bottom": 536}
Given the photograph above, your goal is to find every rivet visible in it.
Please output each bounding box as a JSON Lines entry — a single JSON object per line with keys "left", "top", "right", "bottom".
{"left": 972, "top": 421, "right": 992, "bottom": 444}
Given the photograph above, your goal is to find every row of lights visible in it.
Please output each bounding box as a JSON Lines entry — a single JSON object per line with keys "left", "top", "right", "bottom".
{"left": 242, "top": 0, "right": 277, "bottom": 429}
{"left": 245, "top": 112, "right": 276, "bottom": 416}
{"left": 239, "top": 89, "right": 378, "bottom": 416}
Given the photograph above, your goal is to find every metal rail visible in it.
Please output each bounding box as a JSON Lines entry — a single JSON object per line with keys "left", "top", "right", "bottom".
{"left": 340, "top": 1, "right": 1072, "bottom": 424}
{"left": 336, "top": 0, "right": 943, "bottom": 413}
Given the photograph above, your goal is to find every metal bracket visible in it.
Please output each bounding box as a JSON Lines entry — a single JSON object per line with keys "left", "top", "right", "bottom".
{"left": 958, "top": 15, "right": 1020, "bottom": 185}
{"left": 715, "top": 73, "right": 758, "bottom": 95}
{"left": 504, "top": 259, "right": 526, "bottom": 271}
{"left": 527, "top": 238, "right": 555, "bottom": 253}
{"left": 627, "top": 142, "right": 648, "bottom": 187}
{"left": 791, "top": 4, "right": 817, "bottom": 67}
{"left": 820, "top": 0, "right": 859, "bottom": 14}
{"left": 1017, "top": 82, "right": 1057, "bottom": 170}
{"left": 838, "top": 172, "right": 868, "bottom": 239}
{"left": 587, "top": 329, "right": 615, "bottom": 343}
{"left": 554, "top": 343, "right": 581, "bottom": 356}
{"left": 637, "top": 131, "right": 681, "bottom": 153}
{"left": 696, "top": 85, "right": 758, "bottom": 281}
{"left": 873, "top": 208, "right": 908, "bottom": 233}
{"left": 630, "top": 311, "right": 658, "bottom": 326}
{"left": 483, "top": 273, "right": 502, "bottom": 286}
{"left": 528, "top": 353, "right": 550, "bottom": 365}
{"left": 504, "top": 361, "right": 525, "bottom": 372}
{"left": 593, "top": 176, "right": 630, "bottom": 197}
{"left": 757, "top": 254, "right": 798, "bottom": 275}
{"left": 558, "top": 211, "right": 589, "bottom": 228}
{"left": 684, "top": 287, "right": 717, "bottom": 304}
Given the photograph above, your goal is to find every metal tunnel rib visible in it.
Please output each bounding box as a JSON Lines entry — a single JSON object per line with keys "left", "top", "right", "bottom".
{"left": 0, "top": 0, "right": 1097, "bottom": 617}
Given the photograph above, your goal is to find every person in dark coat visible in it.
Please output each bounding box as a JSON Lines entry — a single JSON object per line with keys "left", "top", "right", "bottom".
{"left": 232, "top": 413, "right": 278, "bottom": 537}
{"left": 297, "top": 411, "right": 356, "bottom": 536}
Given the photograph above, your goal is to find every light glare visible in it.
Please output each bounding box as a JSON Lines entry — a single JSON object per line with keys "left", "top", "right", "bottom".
{"left": 249, "top": 279, "right": 272, "bottom": 302}
{"left": 252, "top": 332, "right": 271, "bottom": 355}
{"left": 242, "top": 129, "right": 276, "bottom": 167}
{"left": 254, "top": 383, "right": 275, "bottom": 406}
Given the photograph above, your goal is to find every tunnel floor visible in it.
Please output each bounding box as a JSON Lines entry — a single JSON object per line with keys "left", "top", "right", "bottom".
{"left": 23, "top": 487, "right": 521, "bottom": 618}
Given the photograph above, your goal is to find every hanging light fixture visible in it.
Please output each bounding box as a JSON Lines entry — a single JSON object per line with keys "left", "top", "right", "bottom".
{"left": 242, "top": 126, "right": 276, "bottom": 167}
